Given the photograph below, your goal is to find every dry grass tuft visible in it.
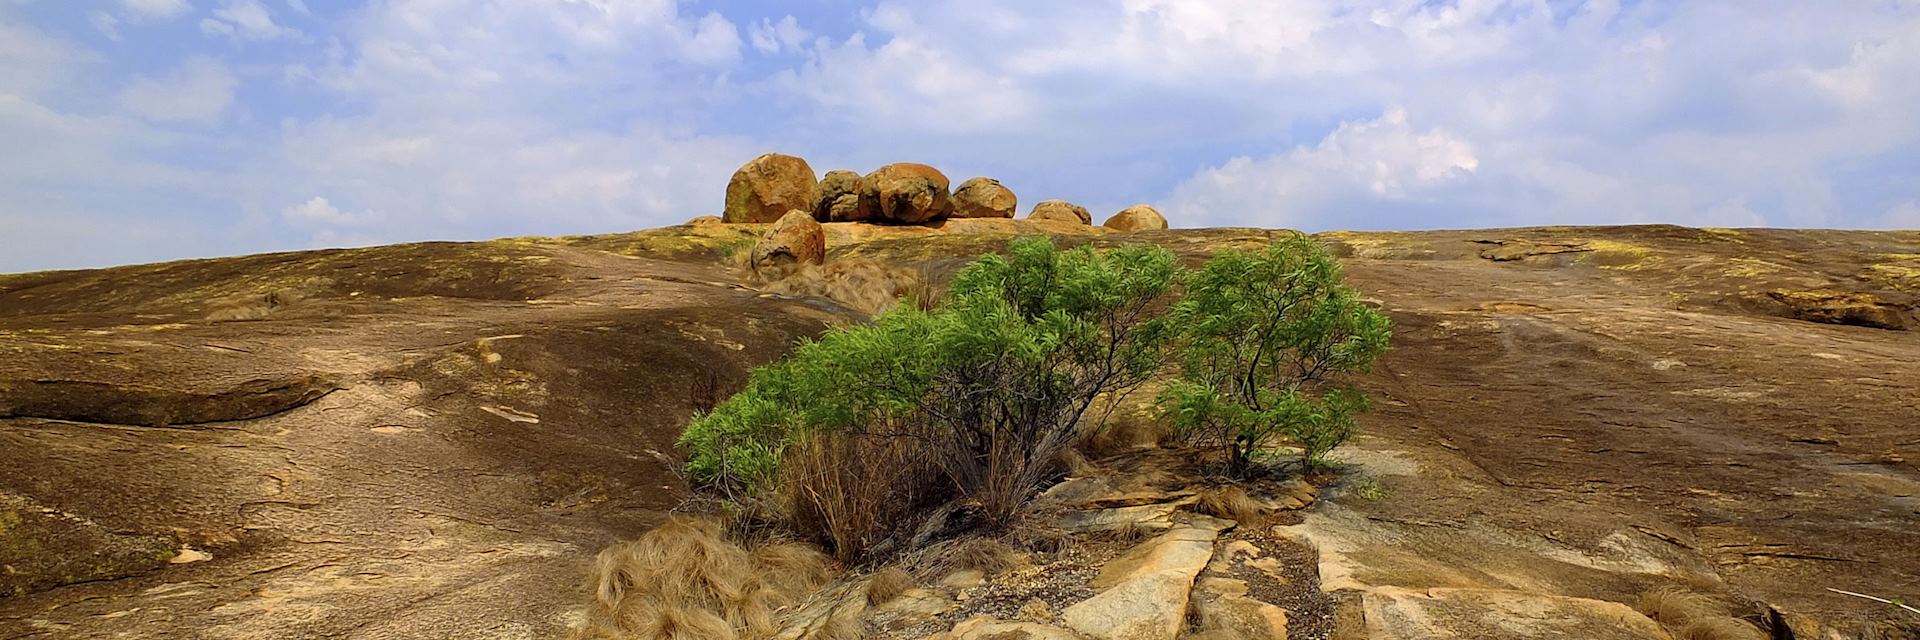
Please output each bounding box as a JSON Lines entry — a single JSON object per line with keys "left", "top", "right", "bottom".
{"left": 777, "top": 430, "right": 935, "bottom": 563}
{"left": 1083, "top": 412, "right": 1172, "bottom": 458}
{"left": 755, "top": 259, "right": 924, "bottom": 316}
{"left": 1191, "top": 485, "right": 1267, "bottom": 524}
{"left": 576, "top": 517, "right": 833, "bottom": 640}
{"left": 1635, "top": 588, "right": 1767, "bottom": 640}
{"left": 864, "top": 567, "right": 915, "bottom": 606}
{"left": 752, "top": 542, "right": 834, "bottom": 597}
{"left": 1636, "top": 588, "right": 1721, "bottom": 626}
{"left": 948, "top": 538, "right": 1023, "bottom": 576}
{"left": 1677, "top": 618, "right": 1768, "bottom": 640}
{"left": 1010, "top": 525, "right": 1073, "bottom": 556}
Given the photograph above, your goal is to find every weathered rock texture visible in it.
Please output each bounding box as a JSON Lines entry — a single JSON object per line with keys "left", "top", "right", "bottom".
{"left": 751, "top": 210, "right": 827, "bottom": 270}
{"left": 811, "top": 169, "right": 867, "bottom": 223}
{"left": 724, "top": 153, "right": 817, "bottom": 223}
{"left": 1028, "top": 200, "right": 1092, "bottom": 225}
{"left": 1, "top": 224, "right": 1917, "bottom": 638}
{"left": 860, "top": 163, "right": 953, "bottom": 224}
{"left": 950, "top": 178, "right": 1018, "bottom": 219}
{"left": 1102, "top": 205, "right": 1168, "bottom": 231}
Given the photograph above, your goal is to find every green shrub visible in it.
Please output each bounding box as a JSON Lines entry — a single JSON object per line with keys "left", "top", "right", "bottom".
{"left": 1160, "top": 234, "right": 1391, "bottom": 476}
{"left": 678, "top": 236, "right": 1177, "bottom": 556}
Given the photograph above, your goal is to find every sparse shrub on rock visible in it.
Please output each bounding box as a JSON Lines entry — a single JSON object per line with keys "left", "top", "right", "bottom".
{"left": 750, "top": 210, "right": 827, "bottom": 271}
{"left": 1102, "top": 204, "right": 1168, "bottom": 231}
{"left": 725, "top": 153, "right": 817, "bottom": 223}
{"left": 1160, "top": 234, "right": 1391, "bottom": 475}
{"left": 811, "top": 170, "right": 868, "bottom": 222}
{"left": 860, "top": 163, "right": 953, "bottom": 224}
{"left": 680, "top": 237, "right": 1178, "bottom": 558}
{"left": 951, "top": 177, "right": 1018, "bottom": 219}
{"left": 1027, "top": 200, "right": 1091, "bottom": 225}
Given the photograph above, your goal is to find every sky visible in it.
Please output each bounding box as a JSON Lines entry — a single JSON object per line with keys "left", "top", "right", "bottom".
{"left": 1, "top": 0, "right": 1918, "bottom": 273}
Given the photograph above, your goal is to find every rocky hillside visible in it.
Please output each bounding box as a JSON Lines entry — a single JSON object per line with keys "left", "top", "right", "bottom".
{"left": 1, "top": 221, "right": 1916, "bottom": 639}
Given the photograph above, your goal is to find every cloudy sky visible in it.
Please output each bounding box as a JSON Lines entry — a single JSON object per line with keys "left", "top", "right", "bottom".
{"left": 2, "top": 0, "right": 1917, "bottom": 272}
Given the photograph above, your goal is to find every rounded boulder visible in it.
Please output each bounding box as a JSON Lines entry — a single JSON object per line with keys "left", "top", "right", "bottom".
{"left": 750, "top": 210, "right": 826, "bottom": 270}
{"left": 860, "top": 163, "right": 953, "bottom": 224}
{"left": 1027, "top": 200, "right": 1091, "bottom": 225}
{"left": 811, "top": 170, "right": 869, "bottom": 222}
{"left": 724, "top": 153, "right": 817, "bottom": 223}
{"left": 951, "top": 177, "right": 1018, "bottom": 219}
{"left": 1102, "top": 204, "right": 1168, "bottom": 231}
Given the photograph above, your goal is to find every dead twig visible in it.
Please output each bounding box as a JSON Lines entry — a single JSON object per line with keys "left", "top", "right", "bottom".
{"left": 1826, "top": 588, "right": 1920, "bottom": 617}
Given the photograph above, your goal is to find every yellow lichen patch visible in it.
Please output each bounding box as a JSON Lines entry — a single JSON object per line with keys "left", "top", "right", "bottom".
{"left": 1578, "top": 239, "right": 1659, "bottom": 270}
{"left": 1864, "top": 261, "right": 1920, "bottom": 292}
{"left": 1720, "top": 258, "right": 1787, "bottom": 279}
{"left": 564, "top": 224, "right": 763, "bottom": 261}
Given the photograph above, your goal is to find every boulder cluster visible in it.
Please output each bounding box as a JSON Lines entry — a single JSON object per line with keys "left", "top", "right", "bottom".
{"left": 720, "top": 152, "right": 1169, "bottom": 231}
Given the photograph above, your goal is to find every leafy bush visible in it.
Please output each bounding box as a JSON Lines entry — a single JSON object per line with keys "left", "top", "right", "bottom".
{"left": 678, "top": 236, "right": 1177, "bottom": 557}
{"left": 1160, "top": 234, "right": 1390, "bottom": 476}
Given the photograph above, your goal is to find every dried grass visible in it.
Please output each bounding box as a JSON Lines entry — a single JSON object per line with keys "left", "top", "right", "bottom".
{"left": 576, "top": 517, "right": 833, "bottom": 640}
{"left": 947, "top": 538, "right": 1022, "bottom": 576}
{"left": 1636, "top": 588, "right": 1766, "bottom": 640}
{"left": 777, "top": 430, "right": 936, "bottom": 562}
{"left": 1191, "top": 485, "right": 1266, "bottom": 524}
{"left": 1082, "top": 411, "right": 1172, "bottom": 458}
{"left": 863, "top": 568, "right": 915, "bottom": 606}
{"left": 1637, "top": 588, "right": 1721, "bottom": 625}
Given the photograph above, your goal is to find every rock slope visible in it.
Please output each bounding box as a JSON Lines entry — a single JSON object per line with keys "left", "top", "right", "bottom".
{"left": 0, "top": 223, "right": 1916, "bottom": 638}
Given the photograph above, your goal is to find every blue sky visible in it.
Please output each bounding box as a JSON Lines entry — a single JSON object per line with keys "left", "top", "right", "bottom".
{"left": 1, "top": 0, "right": 1917, "bottom": 272}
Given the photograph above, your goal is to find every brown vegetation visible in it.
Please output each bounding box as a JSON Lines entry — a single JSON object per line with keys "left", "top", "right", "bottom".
{"left": 864, "top": 567, "right": 915, "bottom": 606}
{"left": 1635, "top": 589, "right": 1766, "bottom": 640}
{"left": 1190, "top": 485, "right": 1267, "bottom": 524}
{"left": 946, "top": 538, "right": 1023, "bottom": 576}
{"left": 577, "top": 517, "right": 833, "bottom": 640}
{"left": 776, "top": 430, "right": 937, "bottom": 562}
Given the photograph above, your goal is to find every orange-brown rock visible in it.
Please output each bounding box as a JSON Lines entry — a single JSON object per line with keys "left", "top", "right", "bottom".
{"left": 1102, "top": 204, "right": 1168, "bottom": 231}
{"left": 724, "top": 153, "right": 816, "bottom": 223}
{"left": 860, "top": 163, "right": 952, "bottom": 224}
{"left": 750, "top": 210, "right": 826, "bottom": 269}
{"left": 951, "top": 177, "right": 1017, "bottom": 219}
{"left": 1028, "top": 199, "right": 1091, "bottom": 225}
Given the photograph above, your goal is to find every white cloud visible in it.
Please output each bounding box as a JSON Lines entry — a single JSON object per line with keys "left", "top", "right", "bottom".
{"left": 749, "top": 15, "right": 810, "bottom": 53}
{"left": 120, "top": 0, "right": 191, "bottom": 21}
{"left": 248, "top": 0, "right": 756, "bottom": 247}
{"left": 120, "top": 56, "right": 237, "bottom": 123}
{"left": 281, "top": 196, "right": 374, "bottom": 227}
{"left": 1163, "top": 108, "right": 1479, "bottom": 228}
{"left": 283, "top": 0, "right": 308, "bottom": 16}
{"left": 89, "top": 11, "right": 121, "bottom": 40}
{"left": 201, "top": 0, "right": 299, "bottom": 41}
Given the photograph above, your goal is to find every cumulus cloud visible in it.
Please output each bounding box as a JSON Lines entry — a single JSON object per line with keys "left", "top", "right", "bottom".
{"left": 5, "top": 0, "right": 1920, "bottom": 272}
{"left": 120, "top": 56, "right": 237, "bottom": 123}
{"left": 749, "top": 15, "right": 810, "bottom": 54}
{"left": 282, "top": 196, "right": 374, "bottom": 227}
{"left": 120, "top": 0, "right": 192, "bottom": 21}
{"left": 1164, "top": 108, "right": 1479, "bottom": 228}
{"left": 250, "top": 0, "right": 755, "bottom": 247}
{"left": 200, "top": 0, "right": 299, "bottom": 41}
